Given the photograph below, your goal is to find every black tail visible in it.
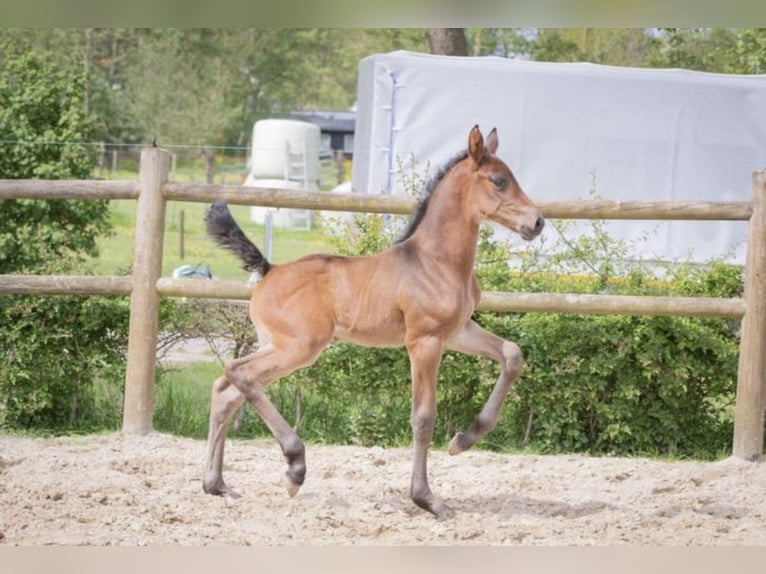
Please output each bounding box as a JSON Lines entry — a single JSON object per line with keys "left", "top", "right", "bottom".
{"left": 204, "top": 200, "right": 271, "bottom": 277}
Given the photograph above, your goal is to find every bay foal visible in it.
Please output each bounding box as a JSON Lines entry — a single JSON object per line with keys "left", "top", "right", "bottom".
{"left": 202, "top": 125, "right": 544, "bottom": 518}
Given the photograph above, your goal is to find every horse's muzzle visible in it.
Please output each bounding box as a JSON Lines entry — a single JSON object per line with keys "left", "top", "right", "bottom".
{"left": 520, "top": 215, "right": 545, "bottom": 241}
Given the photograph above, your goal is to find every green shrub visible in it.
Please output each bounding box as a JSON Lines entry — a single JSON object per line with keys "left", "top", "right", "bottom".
{"left": 282, "top": 345, "right": 412, "bottom": 446}
{"left": 0, "top": 291, "right": 129, "bottom": 430}
{"left": 476, "top": 217, "right": 742, "bottom": 458}
{"left": 0, "top": 43, "right": 130, "bottom": 432}
{"left": 484, "top": 311, "right": 737, "bottom": 458}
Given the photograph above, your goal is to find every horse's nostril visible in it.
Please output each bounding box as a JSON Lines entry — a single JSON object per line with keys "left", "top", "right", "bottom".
{"left": 534, "top": 216, "right": 545, "bottom": 232}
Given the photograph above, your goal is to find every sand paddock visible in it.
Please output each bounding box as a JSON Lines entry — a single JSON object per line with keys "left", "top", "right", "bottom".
{"left": 1, "top": 432, "right": 764, "bottom": 546}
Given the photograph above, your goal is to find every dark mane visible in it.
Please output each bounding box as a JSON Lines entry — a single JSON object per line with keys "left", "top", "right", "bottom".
{"left": 395, "top": 151, "right": 469, "bottom": 243}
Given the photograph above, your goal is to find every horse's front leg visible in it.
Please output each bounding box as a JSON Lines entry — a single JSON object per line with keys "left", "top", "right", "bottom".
{"left": 406, "top": 335, "right": 453, "bottom": 519}
{"left": 446, "top": 320, "right": 523, "bottom": 455}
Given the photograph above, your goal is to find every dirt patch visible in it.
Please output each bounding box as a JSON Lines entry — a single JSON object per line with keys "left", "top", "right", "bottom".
{"left": 0, "top": 433, "right": 764, "bottom": 545}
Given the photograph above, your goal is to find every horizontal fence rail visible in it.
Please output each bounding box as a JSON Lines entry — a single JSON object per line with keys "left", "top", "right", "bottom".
{"left": 538, "top": 200, "right": 752, "bottom": 221}
{"left": 165, "top": 181, "right": 754, "bottom": 220}
{"left": 0, "top": 275, "right": 133, "bottom": 296}
{"left": 1, "top": 148, "right": 764, "bottom": 461}
{"left": 2, "top": 179, "right": 753, "bottom": 220}
{"left": 0, "top": 179, "right": 139, "bottom": 200}
{"left": 476, "top": 291, "right": 747, "bottom": 318}
{"left": 0, "top": 275, "right": 748, "bottom": 319}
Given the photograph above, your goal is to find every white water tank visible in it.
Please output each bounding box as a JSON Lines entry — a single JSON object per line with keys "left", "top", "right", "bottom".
{"left": 248, "top": 119, "right": 321, "bottom": 188}
{"left": 245, "top": 119, "right": 321, "bottom": 230}
{"left": 246, "top": 178, "right": 306, "bottom": 228}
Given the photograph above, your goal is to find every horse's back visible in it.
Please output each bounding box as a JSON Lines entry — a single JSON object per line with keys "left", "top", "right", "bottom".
{"left": 249, "top": 251, "right": 407, "bottom": 348}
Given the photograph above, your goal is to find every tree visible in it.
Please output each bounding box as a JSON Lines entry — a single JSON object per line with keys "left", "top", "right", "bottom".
{"left": 361, "top": 29, "right": 429, "bottom": 54}
{"left": 725, "top": 28, "right": 766, "bottom": 74}
{"left": 540, "top": 29, "right": 657, "bottom": 66}
{"left": 647, "top": 28, "right": 738, "bottom": 72}
{"left": 0, "top": 39, "right": 110, "bottom": 272}
{"left": 0, "top": 40, "right": 128, "bottom": 430}
{"left": 645, "top": 28, "right": 766, "bottom": 75}
{"left": 427, "top": 28, "right": 468, "bottom": 56}
{"left": 118, "top": 30, "right": 240, "bottom": 153}
{"left": 120, "top": 29, "right": 370, "bottom": 151}
{"left": 528, "top": 29, "right": 586, "bottom": 62}
{"left": 0, "top": 28, "right": 141, "bottom": 144}
{"left": 218, "top": 29, "right": 361, "bottom": 146}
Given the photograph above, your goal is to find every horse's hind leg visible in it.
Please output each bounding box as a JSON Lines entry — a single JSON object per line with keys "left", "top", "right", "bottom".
{"left": 445, "top": 320, "right": 523, "bottom": 455}
{"left": 220, "top": 342, "right": 325, "bottom": 497}
{"left": 203, "top": 375, "right": 245, "bottom": 497}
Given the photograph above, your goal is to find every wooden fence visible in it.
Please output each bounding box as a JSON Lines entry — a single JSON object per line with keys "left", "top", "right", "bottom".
{"left": 1, "top": 148, "right": 764, "bottom": 459}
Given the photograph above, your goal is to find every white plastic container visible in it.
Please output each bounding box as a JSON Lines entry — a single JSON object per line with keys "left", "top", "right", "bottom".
{"left": 245, "top": 178, "right": 310, "bottom": 229}
{"left": 248, "top": 119, "right": 321, "bottom": 188}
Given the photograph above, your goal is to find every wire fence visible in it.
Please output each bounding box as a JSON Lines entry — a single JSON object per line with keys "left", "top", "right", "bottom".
{"left": 0, "top": 139, "right": 249, "bottom": 152}
{"left": 0, "top": 139, "right": 249, "bottom": 178}
{"left": 0, "top": 139, "right": 347, "bottom": 188}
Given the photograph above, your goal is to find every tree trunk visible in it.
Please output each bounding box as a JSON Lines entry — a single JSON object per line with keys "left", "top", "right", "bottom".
{"left": 426, "top": 28, "right": 468, "bottom": 56}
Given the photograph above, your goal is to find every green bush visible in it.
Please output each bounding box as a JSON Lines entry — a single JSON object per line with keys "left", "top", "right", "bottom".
{"left": 484, "top": 311, "right": 737, "bottom": 457}
{"left": 281, "top": 345, "right": 412, "bottom": 446}
{"left": 0, "top": 291, "right": 129, "bottom": 430}
{"left": 0, "top": 42, "right": 129, "bottom": 432}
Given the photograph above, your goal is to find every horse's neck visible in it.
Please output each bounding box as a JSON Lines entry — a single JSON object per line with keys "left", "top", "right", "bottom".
{"left": 408, "top": 182, "right": 479, "bottom": 276}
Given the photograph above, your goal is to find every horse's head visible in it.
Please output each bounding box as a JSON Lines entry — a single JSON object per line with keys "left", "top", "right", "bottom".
{"left": 464, "top": 125, "right": 544, "bottom": 241}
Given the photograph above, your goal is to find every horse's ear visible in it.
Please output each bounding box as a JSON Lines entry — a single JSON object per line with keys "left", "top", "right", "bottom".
{"left": 468, "top": 125, "right": 484, "bottom": 165}
{"left": 485, "top": 128, "right": 498, "bottom": 155}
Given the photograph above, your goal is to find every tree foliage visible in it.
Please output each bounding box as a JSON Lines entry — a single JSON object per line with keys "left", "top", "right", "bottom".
{"left": 0, "top": 40, "right": 93, "bottom": 180}
{"left": 0, "top": 39, "right": 111, "bottom": 273}
{"left": 118, "top": 30, "right": 240, "bottom": 151}
{"left": 0, "top": 41, "right": 127, "bottom": 430}
{"left": 1, "top": 27, "right": 763, "bottom": 155}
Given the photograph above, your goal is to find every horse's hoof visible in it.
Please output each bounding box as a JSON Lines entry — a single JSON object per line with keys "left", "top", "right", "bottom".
{"left": 434, "top": 504, "right": 456, "bottom": 521}
{"left": 284, "top": 475, "right": 302, "bottom": 498}
{"left": 448, "top": 432, "right": 467, "bottom": 455}
{"left": 203, "top": 477, "right": 241, "bottom": 499}
{"left": 421, "top": 499, "right": 455, "bottom": 520}
{"left": 224, "top": 488, "right": 242, "bottom": 500}
{"left": 412, "top": 493, "right": 455, "bottom": 520}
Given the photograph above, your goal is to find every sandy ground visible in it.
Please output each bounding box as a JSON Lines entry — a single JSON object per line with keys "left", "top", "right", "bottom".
{"left": 1, "top": 432, "right": 764, "bottom": 546}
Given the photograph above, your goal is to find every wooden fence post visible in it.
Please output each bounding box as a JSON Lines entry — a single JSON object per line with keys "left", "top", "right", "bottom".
{"left": 122, "top": 148, "right": 171, "bottom": 434}
{"left": 733, "top": 171, "right": 766, "bottom": 460}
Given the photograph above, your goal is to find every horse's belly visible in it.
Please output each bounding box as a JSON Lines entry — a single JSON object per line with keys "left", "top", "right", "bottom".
{"left": 333, "top": 312, "right": 406, "bottom": 348}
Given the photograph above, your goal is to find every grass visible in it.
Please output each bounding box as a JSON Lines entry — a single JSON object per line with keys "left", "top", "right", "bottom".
{"left": 91, "top": 159, "right": 339, "bottom": 279}
{"left": 94, "top": 153, "right": 340, "bottom": 281}
{"left": 154, "top": 361, "right": 284, "bottom": 440}
{"left": 153, "top": 362, "right": 221, "bottom": 438}
{"left": 94, "top": 200, "right": 332, "bottom": 280}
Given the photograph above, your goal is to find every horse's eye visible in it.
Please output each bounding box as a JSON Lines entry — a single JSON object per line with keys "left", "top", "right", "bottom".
{"left": 490, "top": 176, "right": 506, "bottom": 191}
